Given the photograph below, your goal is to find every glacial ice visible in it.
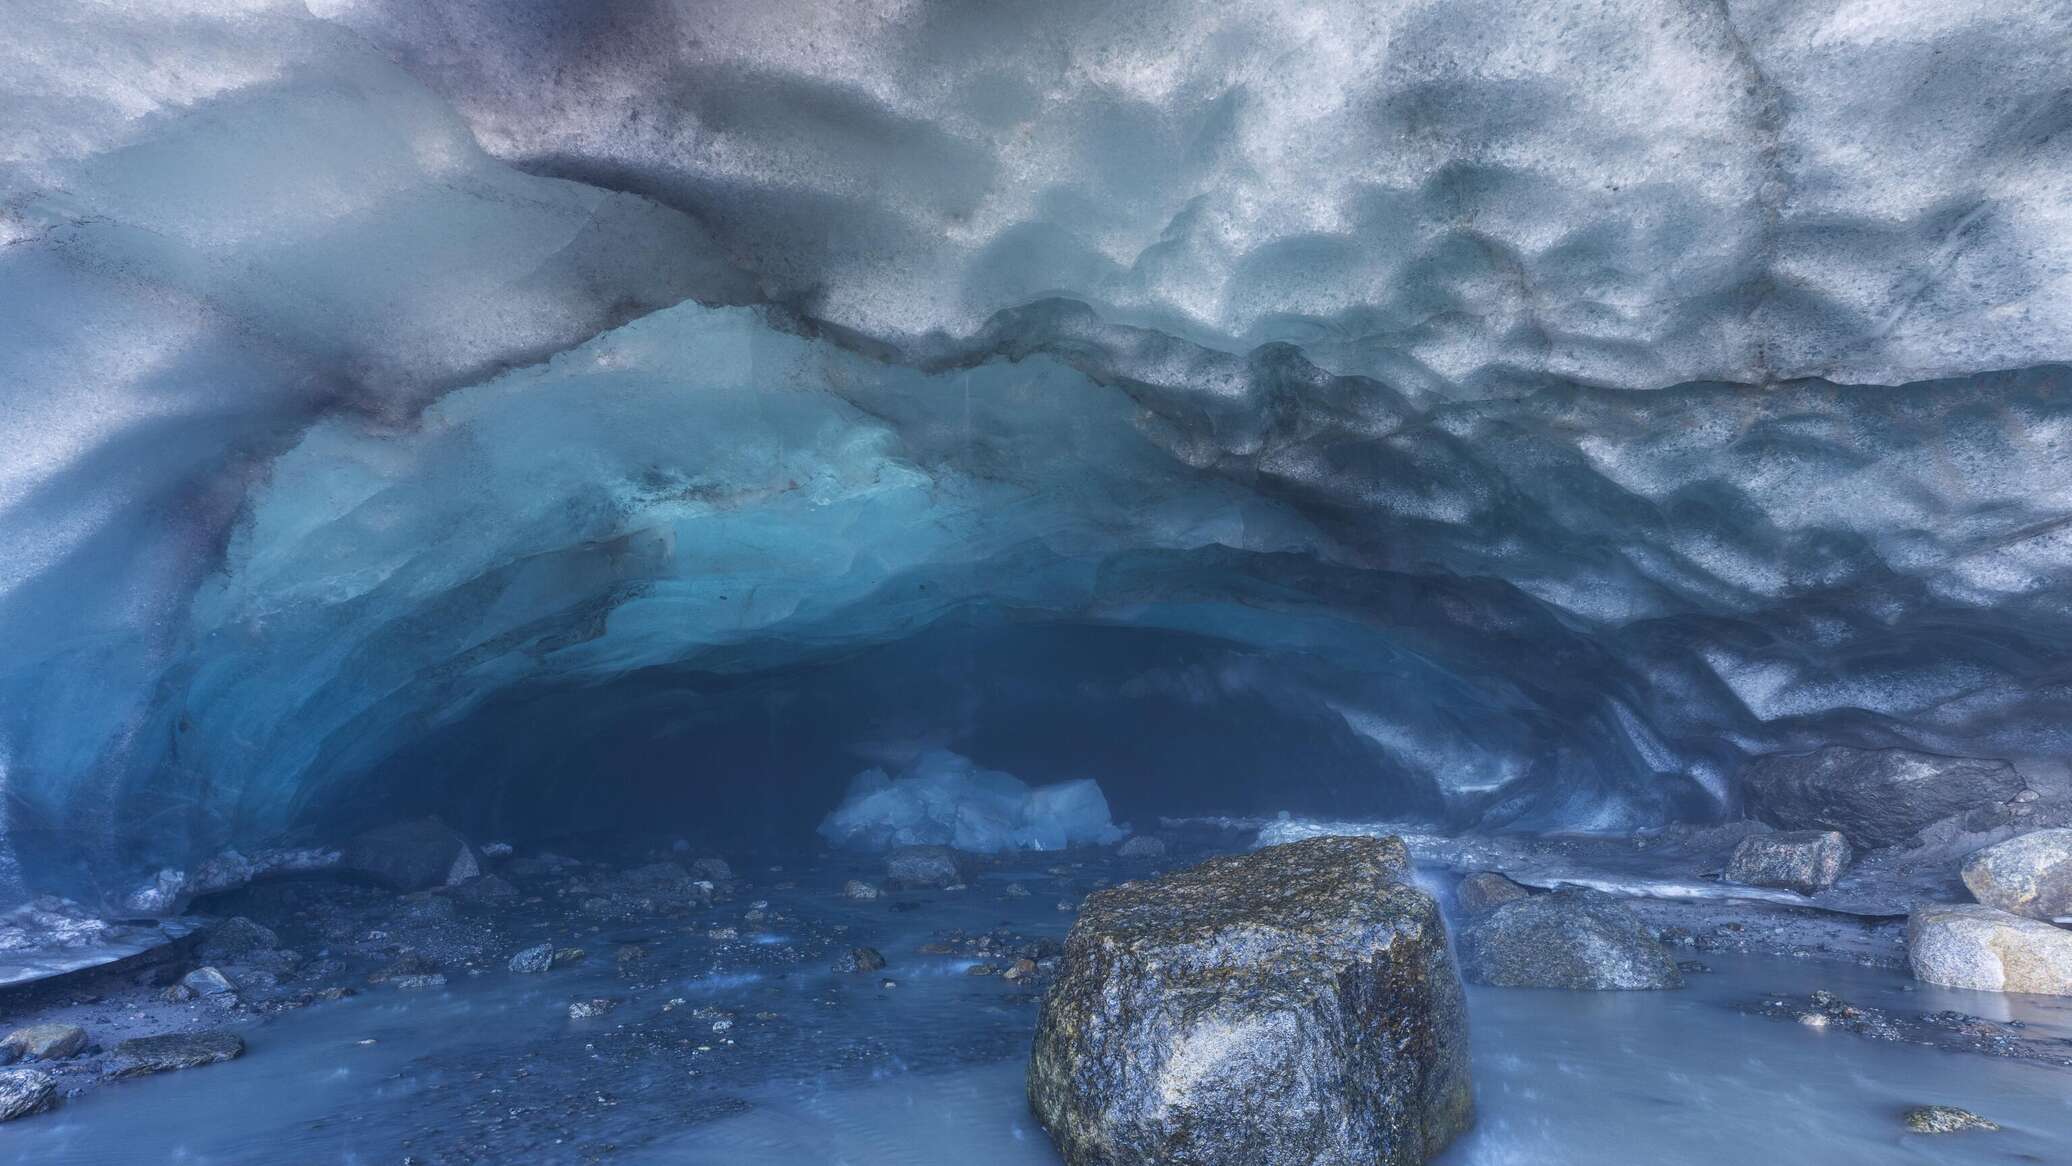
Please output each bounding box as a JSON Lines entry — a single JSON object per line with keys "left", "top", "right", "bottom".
{"left": 817, "top": 751, "right": 1123, "bottom": 854}
{"left": 0, "top": 0, "right": 2069, "bottom": 903}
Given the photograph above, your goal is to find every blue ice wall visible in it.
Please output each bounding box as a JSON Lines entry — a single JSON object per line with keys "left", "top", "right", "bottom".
{"left": 2, "top": 0, "right": 2070, "bottom": 900}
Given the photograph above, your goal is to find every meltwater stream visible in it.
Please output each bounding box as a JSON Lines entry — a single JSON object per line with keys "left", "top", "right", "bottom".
{"left": 4, "top": 850, "right": 2067, "bottom": 1166}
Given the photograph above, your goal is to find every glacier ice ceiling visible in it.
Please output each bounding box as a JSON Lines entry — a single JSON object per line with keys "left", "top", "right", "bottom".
{"left": 4, "top": 0, "right": 2072, "bottom": 903}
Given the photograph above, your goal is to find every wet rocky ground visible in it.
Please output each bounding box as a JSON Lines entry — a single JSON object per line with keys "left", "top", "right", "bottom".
{"left": 1, "top": 826, "right": 2068, "bottom": 1162}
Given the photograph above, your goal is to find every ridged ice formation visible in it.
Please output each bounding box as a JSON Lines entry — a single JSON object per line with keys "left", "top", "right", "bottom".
{"left": 1, "top": 1, "right": 2069, "bottom": 899}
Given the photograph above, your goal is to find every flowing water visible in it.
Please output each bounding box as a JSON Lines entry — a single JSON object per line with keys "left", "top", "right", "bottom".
{"left": 6, "top": 866, "right": 2069, "bottom": 1165}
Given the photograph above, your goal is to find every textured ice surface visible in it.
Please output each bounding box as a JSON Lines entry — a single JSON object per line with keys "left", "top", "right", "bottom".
{"left": 818, "top": 751, "right": 1122, "bottom": 853}
{"left": 1, "top": 1, "right": 2071, "bottom": 898}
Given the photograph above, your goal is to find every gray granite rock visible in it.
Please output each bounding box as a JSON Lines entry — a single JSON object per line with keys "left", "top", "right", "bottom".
{"left": 1723, "top": 830, "right": 1852, "bottom": 895}
{"left": 109, "top": 1031, "right": 246, "bottom": 1077}
{"left": 0, "top": 1069, "right": 55, "bottom": 1122}
{"left": 341, "top": 818, "right": 481, "bottom": 891}
{"left": 181, "top": 966, "right": 239, "bottom": 996}
{"left": 1459, "top": 888, "right": 1682, "bottom": 990}
{"left": 1030, "top": 835, "right": 1472, "bottom": 1166}
{"left": 1907, "top": 903, "right": 2072, "bottom": 994}
{"left": 1, "top": 1024, "right": 86, "bottom": 1061}
{"left": 1741, "top": 747, "right": 2026, "bottom": 849}
{"left": 884, "top": 845, "right": 966, "bottom": 889}
{"left": 1960, "top": 829, "right": 2072, "bottom": 921}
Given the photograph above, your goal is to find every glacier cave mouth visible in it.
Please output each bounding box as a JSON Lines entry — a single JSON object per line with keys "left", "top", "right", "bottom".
{"left": 3, "top": 1, "right": 2072, "bottom": 1162}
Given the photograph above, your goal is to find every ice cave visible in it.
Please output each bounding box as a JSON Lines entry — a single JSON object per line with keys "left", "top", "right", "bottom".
{"left": 2, "top": 1, "right": 2071, "bottom": 1162}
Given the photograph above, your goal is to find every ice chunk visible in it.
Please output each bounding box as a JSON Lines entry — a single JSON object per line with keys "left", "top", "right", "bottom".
{"left": 818, "top": 752, "right": 1122, "bottom": 853}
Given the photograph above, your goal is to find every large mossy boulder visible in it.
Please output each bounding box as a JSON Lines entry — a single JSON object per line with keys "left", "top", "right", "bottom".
{"left": 1029, "top": 835, "right": 1472, "bottom": 1166}
{"left": 1907, "top": 904, "right": 2072, "bottom": 995}
{"left": 1960, "top": 830, "right": 2072, "bottom": 921}
{"left": 1740, "top": 746, "right": 2025, "bottom": 849}
{"left": 1458, "top": 888, "right": 1682, "bottom": 990}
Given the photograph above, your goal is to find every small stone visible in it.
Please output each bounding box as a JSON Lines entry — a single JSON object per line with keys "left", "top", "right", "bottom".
{"left": 1002, "top": 882, "right": 1030, "bottom": 898}
{"left": 508, "top": 943, "right": 554, "bottom": 973}
{"left": 966, "top": 962, "right": 998, "bottom": 976}
{"left": 841, "top": 879, "right": 881, "bottom": 901}
{"left": 161, "top": 983, "right": 197, "bottom": 1003}
{"left": 181, "top": 966, "right": 239, "bottom": 996}
{"left": 392, "top": 974, "right": 446, "bottom": 990}
{"left": 568, "top": 998, "right": 617, "bottom": 1020}
{"left": 706, "top": 927, "right": 738, "bottom": 941}
{"left": 691, "top": 856, "right": 734, "bottom": 882}
{"left": 0, "top": 1069, "right": 56, "bottom": 1122}
{"left": 1903, "top": 1105, "right": 1999, "bottom": 1134}
{"left": 552, "top": 947, "right": 586, "bottom": 965}
{"left": 2, "top": 1024, "right": 87, "bottom": 1061}
{"left": 1002, "top": 958, "right": 1038, "bottom": 981}
{"left": 110, "top": 1031, "right": 245, "bottom": 1077}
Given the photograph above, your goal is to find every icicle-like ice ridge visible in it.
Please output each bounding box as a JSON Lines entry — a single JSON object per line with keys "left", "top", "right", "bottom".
{"left": 2, "top": 0, "right": 2070, "bottom": 898}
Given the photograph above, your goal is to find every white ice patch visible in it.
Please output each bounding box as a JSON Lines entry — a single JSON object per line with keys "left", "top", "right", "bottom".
{"left": 817, "top": 751, "right": 1123, "bottom": 853}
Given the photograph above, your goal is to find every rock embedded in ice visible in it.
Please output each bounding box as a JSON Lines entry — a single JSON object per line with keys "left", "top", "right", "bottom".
{"left": 568, "top": 998, "right": 617, "bottom": 1020}
{"left": 1960, "top": 830, "right": 2072, "bottom": 922}
{"left": 883, "top": 845, "right": 968, "bottom": 890}
{"left": 341, "top": 819, "right": 483, "bottom": 892}
{"left": 0, "top": 1024, "right": 85, "bottom": 1062}
{"left": 1030, "top": 835, "right": 1472, "bottom": 1166}
{"left": 819, "top": 752, "right": 1122, "bottom": 853}
{"left": 0, "top": 1069, "right": 55, "bottom": 1122}
{"left": 1454, "top": 871, "right": 1534, "bottom": 917}
{"left": 1907, "top": 904, "right": 2072, "bottom": 995}
{"left": 1458, "top": 889, "right": 1682, "bottom": 991}
{"left": 1723, "top": 831, "right": 1853, "bottom": 897}
{"left": 109, "top": 1031, "right": 246, "bottom": 1078}
{"left": 1740, "top": 748, "right": 2027, "bottom": 850}
{"left": 840, "top": 879, "right": 882, "bottom": 901}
